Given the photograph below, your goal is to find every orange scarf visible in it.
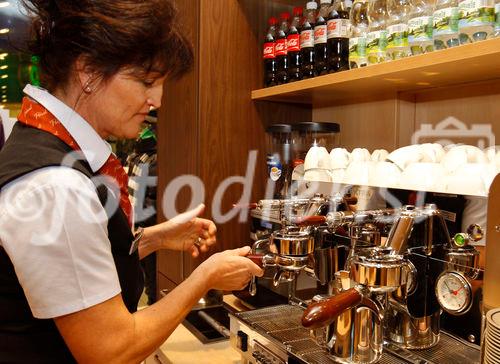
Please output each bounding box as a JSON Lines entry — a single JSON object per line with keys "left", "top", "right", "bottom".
{"left": 18, "top": 97, "right": 133, "bottom": 227}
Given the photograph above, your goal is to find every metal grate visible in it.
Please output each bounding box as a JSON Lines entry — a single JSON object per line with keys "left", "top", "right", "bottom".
{"left": 287, "top": 338, "right": 325, "bottom": 356}
{"left": 235, "top": 304, "right": 301, "bottom": 321}
{"left": 299, "top": 351, "right": 338, "bottom": 364}
{"left": 254, "top": 317, "right": 302, "bottom": 332}
{"left": 235, "top": 305, "right": 480, "bottom": 364}
{"left": 269, "top": 327, "right": 311, "bottom": 343}
{"left": 411, "top": 332, "right": 480, "bottom": 364}
{"left": 379, "top": 353, "right": 413, "bottom": 364}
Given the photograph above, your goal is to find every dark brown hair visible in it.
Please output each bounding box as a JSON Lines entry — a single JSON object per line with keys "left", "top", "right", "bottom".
{"left": 21, "top": 0, "right": 194, "bottom": 91}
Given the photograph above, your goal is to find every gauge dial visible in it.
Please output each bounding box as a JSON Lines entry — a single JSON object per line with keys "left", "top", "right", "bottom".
{"left": 435, "top": 271, "right": 472, "bottom": 315}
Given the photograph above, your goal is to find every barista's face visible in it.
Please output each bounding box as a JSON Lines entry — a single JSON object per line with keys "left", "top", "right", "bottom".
{"left": 87, "top": 69, "right": 166, "bottom": 139}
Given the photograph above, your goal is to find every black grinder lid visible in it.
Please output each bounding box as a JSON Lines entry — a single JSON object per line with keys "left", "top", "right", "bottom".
{"left": 292, "top": 122, "right": 340, "bottom": 133}
{"left": 266, "top": 124, "right": 293, "bottom": 134}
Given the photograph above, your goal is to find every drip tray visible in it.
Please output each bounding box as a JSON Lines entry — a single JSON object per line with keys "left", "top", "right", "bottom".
{"left": 182, "top": 306, "right": 230, "bottom": 344}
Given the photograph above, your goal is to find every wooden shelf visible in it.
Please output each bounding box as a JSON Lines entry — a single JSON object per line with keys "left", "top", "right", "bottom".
{"left": 252, "top": 38, "right": 500, "bottom": 105}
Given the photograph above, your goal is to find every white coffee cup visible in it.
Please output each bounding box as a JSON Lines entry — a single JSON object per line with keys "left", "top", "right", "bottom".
{"left": 369, "top": 162, "right": 401, "bottom": 188}
{"left": 450, "top": 145, "right": 487, "bottom": 163}
{"left": 331, "top": 168, "right": 346, "bottom": 184}
{"left": 304, "top": 168, "right": 333, "bottom": 183}
{"left": 350, "top": 148, "right": 371, "bottom": 163}
{"left": 400, "top": 162, "right": 445, "bottom": 192}
{"left": 442, "top": 148, "right": 468, "bottom": 174}
{"left": 304, "top": 146, "right": 332, "bottom": 171}
{"left": 330, "top": 148, "right": 350, "bottom": 169}
{"left": 344, "top": 161, "right": 374, "bottom": 185}
{"left": 371, "top": 149, "right": 389, "bottom": 162}
{"left": 420, "top": 143, "right": 445, "bottom": 163}
{"left": 494, "top": 152, "right": 500, "bottom": 172}
{"left": 387, "top": 145, "right": 423, "bottom": 170}
{"left": 444, "top": 163, "right": 489, "bottom": 196}
{"left": 484, "top": 146, "right": 500, "bottom": 163}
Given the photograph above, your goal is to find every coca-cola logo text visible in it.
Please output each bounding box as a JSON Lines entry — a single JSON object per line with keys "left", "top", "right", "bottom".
{"left": 275, "top": 39, "right": 287, "bottom": 55}
{"left": 287, "top": 35, "right": 300, "bottom": 52}
{"left": 263, "top": 43, "right": 275, "bottom": 59}
{"left": 314, "top": 27, "right": 326, "bottom": 40}
{"left": 300, "top": 32, "right": 311, "bottom": 42}
{"left": 328, "top": 21, "right": 338, "bottom": 31}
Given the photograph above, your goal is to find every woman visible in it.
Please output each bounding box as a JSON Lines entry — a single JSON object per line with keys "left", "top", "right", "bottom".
{"left": 0, "top": 1, "right": 263, "bottom": 363}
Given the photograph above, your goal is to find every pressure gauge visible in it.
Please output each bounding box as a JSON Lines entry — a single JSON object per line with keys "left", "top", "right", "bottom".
{"left": 435, "top": 271, "right": 473, "bottom": 315}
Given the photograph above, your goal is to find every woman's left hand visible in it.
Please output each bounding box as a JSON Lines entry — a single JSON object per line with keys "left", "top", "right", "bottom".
{"left": 155, "top": 203, "right": 217, "bottom": 257}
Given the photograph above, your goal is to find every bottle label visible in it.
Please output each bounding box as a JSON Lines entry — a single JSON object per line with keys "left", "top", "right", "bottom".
{"left": 327, "top": 18, "right": 350, "bottom": 38}
{"left": 287, "top": 34, "right": 301, "bottom": 52}
{"left": 434, "top": 7, "right": 460, "bottom": 35}
{"left": 300, "top": 29, "right": 315, "bottom": 48}
{"left": 408, "top": 16, "right": 434, "bottom": 42}
{"left": 367, "top": 30, "right": 388, "bottom": 53}
{"left": 263, "top": 42, "right": 275, "bottom": 59}
{"left": 387, "top": 23, "right": 409, "bottom": 48}
{"left": 267, "top": 155, "right": 283, "bottom": 182}
{"left": 495, "top": 2, "right": 500, "bottom": 29}
{"left": 458, "top": 0, "right": 495, "bottom": 28}
{"left": 349, "top": 36, "right": 367, "bottom": 66}
{"left": 314, "top": 24, "right": 328, "bottom": 44}
{"left": 275, "top": 38, "right": 288, "bottom": 56}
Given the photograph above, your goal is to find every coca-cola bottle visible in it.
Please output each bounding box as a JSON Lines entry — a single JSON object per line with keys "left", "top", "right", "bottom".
{"left": 314, "top": 0, "right": 332, "bottom": 76}
{"left": 327, "top": 0, "right": 351, "bottom": 72}
{"left": 276, "top": 12, "right": 290, "bottom": 84}
{"left": 263, "top": 17, "right": 278, "bottom": 87}
{"left": 287, "top": 7, "right": 303, "bottom": 82}
{"left": 301, "top": 1, "right": 318, "bottom": 79}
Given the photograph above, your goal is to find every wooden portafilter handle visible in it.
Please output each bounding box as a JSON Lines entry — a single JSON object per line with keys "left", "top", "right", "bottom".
{"left": 301, "top": 288, "right": 363, "bottom": 329}
{"left": 290, "top": 215, "right": 327, "bottom": 227}
{"left": 246, "top": 254, "right": 264, "bottom": 268}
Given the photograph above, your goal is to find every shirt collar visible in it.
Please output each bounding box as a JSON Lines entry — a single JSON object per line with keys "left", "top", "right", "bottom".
{"left": 23, "top": 84, "right": 111, "bottom": 172}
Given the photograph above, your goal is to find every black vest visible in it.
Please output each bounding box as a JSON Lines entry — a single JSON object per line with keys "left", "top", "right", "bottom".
{"left": 0, "top": 124, "right": 144, "bottom": 363}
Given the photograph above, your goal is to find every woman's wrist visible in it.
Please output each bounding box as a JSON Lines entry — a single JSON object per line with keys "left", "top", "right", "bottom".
{"left": 191, "top": 260, "right": 214, "bottom": 293}
{"left": 138, "top": 226, "right": 164, "bottom": 259}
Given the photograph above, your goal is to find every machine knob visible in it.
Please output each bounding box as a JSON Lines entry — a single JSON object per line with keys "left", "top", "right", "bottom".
{"left": 467, "top": 224, "right": 484, "bottom": 242}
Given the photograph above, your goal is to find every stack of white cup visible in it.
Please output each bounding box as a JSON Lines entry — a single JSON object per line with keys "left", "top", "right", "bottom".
{"left": 301, "top": 143, "right": 500, "bottom": 196}
{"left": 484, "top": 308, "right": 500, "bottom": 364}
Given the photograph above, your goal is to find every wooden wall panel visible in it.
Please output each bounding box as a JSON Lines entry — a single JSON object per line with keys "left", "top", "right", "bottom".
{"left": 412, "top": 80, "right": 500, "bottom": 148}
{"left": 396, "top": 94, "right": 417, "bottom": 148}
{"left": 157, "top": 0, "right": 200, "bottom": 283}
{"left": 197, "top": 0, "right": 267, "bottom": 263}
{"left": 313, "top": 98, "right": 399, "bottom": 151}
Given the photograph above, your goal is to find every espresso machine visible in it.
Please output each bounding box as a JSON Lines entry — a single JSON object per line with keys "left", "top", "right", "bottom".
{"left": 246, "top": 193, "right": 354, "bottom": 302}
{"left": 230, "top": 203, "right": 483, "bottom": 364}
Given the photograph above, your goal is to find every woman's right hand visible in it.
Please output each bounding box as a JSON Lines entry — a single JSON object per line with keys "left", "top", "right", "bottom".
{"left": 197, "top": 246, "right": 264, "bottom": 291}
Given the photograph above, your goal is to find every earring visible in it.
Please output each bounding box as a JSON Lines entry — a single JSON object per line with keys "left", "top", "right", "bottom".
{"left": 83, "top": 80, "right": 92, "bottom": 94}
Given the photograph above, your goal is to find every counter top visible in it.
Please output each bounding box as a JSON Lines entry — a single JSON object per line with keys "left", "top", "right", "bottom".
{"left": 154, "top": 323, "right": 240, "bottom": 364}
{"left": 150, "top": 295, "right": 249, "bottom": 364}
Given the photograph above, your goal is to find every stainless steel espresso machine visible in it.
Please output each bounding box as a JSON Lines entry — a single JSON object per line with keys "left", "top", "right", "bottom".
{"left": 230, "top": 200, "right": 483, "bottom": 364}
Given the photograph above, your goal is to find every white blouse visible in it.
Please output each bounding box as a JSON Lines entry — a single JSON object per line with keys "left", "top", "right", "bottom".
{"left": 0, "top": 85, "right": 122, "bottom": 319}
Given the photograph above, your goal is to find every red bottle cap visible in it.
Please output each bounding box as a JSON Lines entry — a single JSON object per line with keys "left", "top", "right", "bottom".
{"left": 293, "top": 7, "right": 303, "bottom": 16}
{"left": 268, "top": 16, "right": 278, "bottom": 26}
{"left": 280, "top": 12, "right": 291, "bottom": 20}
